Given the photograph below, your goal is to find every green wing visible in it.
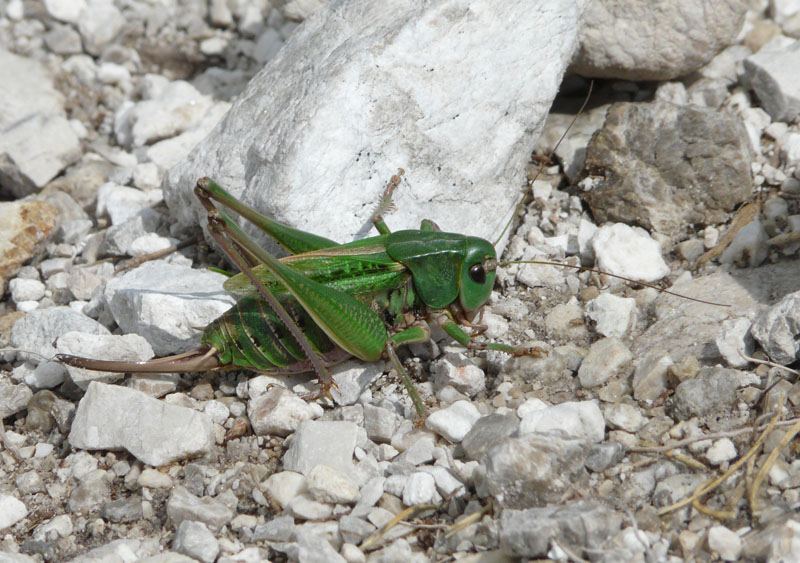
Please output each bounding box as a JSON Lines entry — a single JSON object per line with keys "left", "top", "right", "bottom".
{"left": 223, "top": 235, "right": 408, "bottom": 298}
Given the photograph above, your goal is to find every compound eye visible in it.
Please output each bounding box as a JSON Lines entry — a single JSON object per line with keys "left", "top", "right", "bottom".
{"left": 468, "top": 264, "right": 486, "bottom": 284}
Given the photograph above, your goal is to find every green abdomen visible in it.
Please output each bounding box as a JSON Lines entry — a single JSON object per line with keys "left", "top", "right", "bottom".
{"left": 201, "top": 296, "right": 337, "bottom": 371}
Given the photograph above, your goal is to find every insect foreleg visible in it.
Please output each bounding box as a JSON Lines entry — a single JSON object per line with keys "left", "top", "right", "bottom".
{"left": 434, "top": 311, "right": 544, "bottom": 357}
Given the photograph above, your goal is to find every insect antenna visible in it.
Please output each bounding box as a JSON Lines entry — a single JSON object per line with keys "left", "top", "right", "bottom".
{"left": 493, "top": 81, "right": 594, "bottom": 248}
{"left": 498, "top": 260, "right": 731, "bottom": 307}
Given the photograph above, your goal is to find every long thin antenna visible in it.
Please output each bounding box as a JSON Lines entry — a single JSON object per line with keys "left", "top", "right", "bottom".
{"left": 500, "top": 259, "right": 730, "bottom": 307}
{"left": 493, "top": 81, "right": 594, "bottom": 248}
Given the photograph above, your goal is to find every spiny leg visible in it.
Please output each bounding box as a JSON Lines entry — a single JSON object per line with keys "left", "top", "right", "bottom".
{"left": 195, "top": 182, "right": 337, "bottom": 395}
{"left": 434, "top": 311, "right": 546, "bottom": 357}
{"left": 371, "top": 169, "right": 404, "bottom": 235}
{"left": 370, "top": 169, "right": 443, "bottom": 237}
{"left": 387, "top": 322, "right": 433, "bottom": 417}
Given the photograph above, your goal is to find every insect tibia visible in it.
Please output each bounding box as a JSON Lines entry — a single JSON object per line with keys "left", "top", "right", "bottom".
{"left": 499, "top": 259, "right": 730, "bottom": 307}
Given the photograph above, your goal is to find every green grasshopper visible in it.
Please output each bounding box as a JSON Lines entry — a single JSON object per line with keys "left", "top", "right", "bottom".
{"left": 58, "top": 172, "right": 538, "bottom": 416}
{"left": 57, "top": 93, "right": 722, "bottom": 416}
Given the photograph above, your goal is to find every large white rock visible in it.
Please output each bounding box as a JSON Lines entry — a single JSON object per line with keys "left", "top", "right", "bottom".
{"left": 103, "top": 260, "right": 236, "bottom": 355}
{"left": 165, "top": 0, "right": 584, "bottom": 252}
{"left": 0, "top": 48, "right": 65, "bottom": 128}
{"left": 572, "top": 0, "right": 746, "bottom": 80}
{"left": 517, "top": 399, "right": 606, "bottom": 443}
{"left": 11, "top": 306, "right": 110, "bottom": 363}
{"left": 56, "top": 332, "right": 155, "bottom": 389}
{"left": 69, "top": 381, "right": 215, "bottom": 466}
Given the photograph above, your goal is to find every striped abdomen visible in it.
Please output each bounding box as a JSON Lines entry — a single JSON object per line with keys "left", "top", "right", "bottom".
{"left": 201, "top": 296, "right": 343, "bottom": 373}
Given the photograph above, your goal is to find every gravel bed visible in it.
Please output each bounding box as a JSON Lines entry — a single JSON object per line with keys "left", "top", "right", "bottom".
{"left": 2, "top": 1, "right": 800, "bottom": 562}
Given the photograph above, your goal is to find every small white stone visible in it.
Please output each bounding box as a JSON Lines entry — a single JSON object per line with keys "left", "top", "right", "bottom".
{"left": 740, "top": 106, "right": 772, "bottom": 153}
{"left": 705, "top": 438, "right": 737, "bottom": 465}
{"left": 330, "top": 360, "right": 385, "bottom": 406}
{"left": 230, "top": 515, "right": 257, "bottom": 534}
{"left": 133, "top": 162, "right": 163, "bottom": 190}
{"left": 0, "top": 495, "right": 28, "bottom": 529}
{"left": 33, "top": 514, "right": 73, "bottom": 540}
{"left": 128, "top": 233, "right": 175, "bottom": 257}
{"left": 96, "top": 183, "right": 163, "bottom": 226}
{"left": 402, "top": 472, "right": 440, "bottom": 506}
{"left": 9, "top": 278, "right": 46, "bottom": 303}
{"left": 604, "top": 403, "right": 645, "bottom": 433}
{"left": 765, "top": 121, "right": 789, "bottom": 140}
{"left": 708, "top": 525, "right": 742, "bottom": 561}
{"left": 393, "top": 432, "right": 436, "bottom": 466}
{"left": 174, "top": 520, "right": 219, "bottom": 563}
{"left": 518, "top": 399, "right": 605, "bottom": 443}
{"left": 715, "top": 318, "right": 755, "bottom": 368}
{"left": 585, "top": 293, "right": 637, "bottom": 338}
{"left": 418, "top": 465, "right": 465, "bottom": 498}
{"left": 6, "top": 0, "right": 24, "bottom": 20}
{"left": 68, "top": 382, "right": 214, "bottom": 466}
{"left": 137, "top": 468, "right": 173, "bottom": 489}
{"left": 200, "top": 36, "right": 229, "bottom": 56}
{"left": 98, "top": 62, "right": 131, "bottom": 85}
{"left": 127, "top": 81, "right": 214, "bottom": 148}
{"left": 78, "top": 0, "right": 125, "bottom": 56}
{"left": 743, "top": 39, "right": 800, "bottom": 122}
{"left": 591, "top": 223, "right": 670, "bottom": 283}
{"left": 578, "top": 218, "right": 598, "bottom": 259}
{"left": 307, "top": 464, "right": 360, "bottom": 504}
{"left": 103, "top": 261, "right": 235, "bottom": 356}
{"left": 751, "top": 290, "right": 800, "bottom": 364}
{"left": 481, "top": 311, "right": 509, "bottom": 340}
{"left": 260, "top": 471, "right": 307, "bottom": 509}
{"left": 248, "top": 387, "right": 319, "bottom": 437}
{"left": 341, "top": 542, "right": 366, "bottom": 563}
{"left": 35, "top": 443, "right": 55, "bottom": 458}
{"left": 383, "top": 475, "right": 408, "bottom": 497}
{"left": 782, "top": 132, "right": 800, "bottom": 167}
{"left": 769, "top": 462, "right": 790, "bottom": 488}
{"left": 44, "top": 0, "right": 86, "bottom": 23}
{"left": 703, "top": 226, "right": 720, "bottom": 249}
{"left": 287, "top": 493, "right": 333, "bottom": 520}
{"left": 203, "top": 400, "right": 230, "bottom": 425}
{"left": 719, "top": 217, "right": 768, "bottom": 267}
{"left": 424, "top": 400, "right": 481, "bottom": 442}
{"left": 432, "top": 353, "right": 485, "bottom": 397}
{"left": 577, "top": 337, "right": 633, "bottom": 388}
{"left": 25, "top": 361, "right": 67, "bottom": 390}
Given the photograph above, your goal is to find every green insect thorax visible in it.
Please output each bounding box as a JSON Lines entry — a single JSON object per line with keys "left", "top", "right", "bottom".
{"left": 385, "top": 230, "right": 497, "bottom": 313}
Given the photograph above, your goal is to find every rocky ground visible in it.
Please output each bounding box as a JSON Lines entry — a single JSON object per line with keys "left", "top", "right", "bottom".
{"left": 2, "top": 0, "right": 800, "bottom": 562}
